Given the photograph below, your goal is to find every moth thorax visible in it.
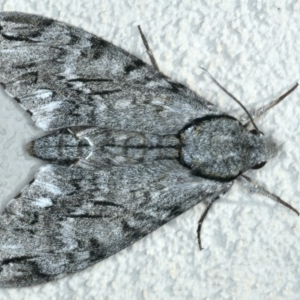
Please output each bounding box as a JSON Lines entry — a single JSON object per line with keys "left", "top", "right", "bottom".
{"left": 179, "top": 116, "right": 277, "bottom": 181}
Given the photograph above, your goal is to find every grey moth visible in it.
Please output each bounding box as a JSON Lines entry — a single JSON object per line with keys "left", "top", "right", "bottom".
{"left": 0, "top": 11, "right": 298, "bottom": 288}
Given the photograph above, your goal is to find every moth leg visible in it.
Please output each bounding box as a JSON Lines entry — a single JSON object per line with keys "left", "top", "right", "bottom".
{"left": 241, "top": 83, "right": 298, "bottom": 127}
{"left": 240, "top": 175, "right": 299, "bottom": 216}
{"left": 197, "top": 202, "right": 214, "bottom": 250}
{"left": 137, "top": 25, "right": 160, "bottom": 71}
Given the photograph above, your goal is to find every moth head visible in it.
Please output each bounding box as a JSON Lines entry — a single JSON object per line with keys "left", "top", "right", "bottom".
{"left": 249, "top": 130, "right": 278, "bottom": 170}
{"left": 179, "top": 115, "right": 278, "bottom": 182}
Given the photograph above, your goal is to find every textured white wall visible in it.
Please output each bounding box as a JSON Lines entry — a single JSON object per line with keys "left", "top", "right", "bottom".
{"left": 0, "top": 1, "right": 300, "bottom": 299}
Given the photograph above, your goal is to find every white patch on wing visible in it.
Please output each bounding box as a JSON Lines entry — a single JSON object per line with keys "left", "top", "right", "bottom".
{"left": 33, "top": 197, "right": 53, "bottom": 208}
{"left": 34, "top": 89, "right": 53, "bottom": 100}
{"left": 1, "top": 244, "right": 21, "bottom": 250}
{"left": 59, "top": 220, "right": 78, "bottom": 251}
{"left": 35, "top": 181, "right": 62, "bottom": 196}
{"left": 33, "top": 101, "right": 62, "bottom": 130}
{"left": 95, "top": 102, "right": 107, "bottom": 112}
{"left": 114, "top": 99, "right": 132, "bottom": 109}
{"left": 39, "top": 101, "right": 62, "bottom": 112}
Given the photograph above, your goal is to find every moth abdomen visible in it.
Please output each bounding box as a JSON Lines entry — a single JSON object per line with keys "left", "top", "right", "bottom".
{"left": 28, "top": 127, "right": 181, "bottom": 168}
{"left": 27, "top": 129, "right": 88, "bottom": 165}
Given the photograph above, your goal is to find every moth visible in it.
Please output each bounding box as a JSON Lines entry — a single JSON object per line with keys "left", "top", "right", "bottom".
{"left": 0, "top": 12, "right": 298, "bottom": 288}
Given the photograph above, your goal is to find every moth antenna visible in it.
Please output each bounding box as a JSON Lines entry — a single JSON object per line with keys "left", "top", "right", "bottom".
{"left": 242, "top": 83, "right": 299, "bottom": 127}
{"left": 240, "top": 175, "right": 299, "bottom": 216}
{"left": 197, "top": 201, "right": 213, "bottom": 250}
{"left": 199, "top": 67, "right": 260, "bottom": 135}
{"left": 137, "top": 25, "right": 160, "bottom": 71}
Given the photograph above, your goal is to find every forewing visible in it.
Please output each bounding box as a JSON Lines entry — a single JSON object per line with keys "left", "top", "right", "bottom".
{"left": 0, "top": 161, "right": 232, "bottom": 287}
{"left": 0, "top": 12, "right": 221, "bottom": 134}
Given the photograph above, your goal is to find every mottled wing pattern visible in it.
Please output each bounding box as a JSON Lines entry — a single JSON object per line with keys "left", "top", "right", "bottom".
{"left": 0, "top": 11, "right": 221, "bottom": 134}
{"left": 0, "top": 162, "right": 232, "bottom": 287}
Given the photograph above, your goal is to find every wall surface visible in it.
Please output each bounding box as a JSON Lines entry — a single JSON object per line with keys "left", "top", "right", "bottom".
{"left": 0, "top": 1, "right": 300, "bottom": 299}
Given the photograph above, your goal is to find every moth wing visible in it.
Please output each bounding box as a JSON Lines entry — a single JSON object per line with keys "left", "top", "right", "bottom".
{"left": 0, "top": 161, "right": 232, "bottom": 287}
{"left": 0, "top": 12, "right": 221, "bottom": 134}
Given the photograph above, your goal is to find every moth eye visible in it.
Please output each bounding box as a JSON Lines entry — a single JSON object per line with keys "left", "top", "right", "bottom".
{"left": 252, "top": 161, "right": 267, "bottom": 169}
{"left": 249, "top": 129, "right": 264, "bottom": 136}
